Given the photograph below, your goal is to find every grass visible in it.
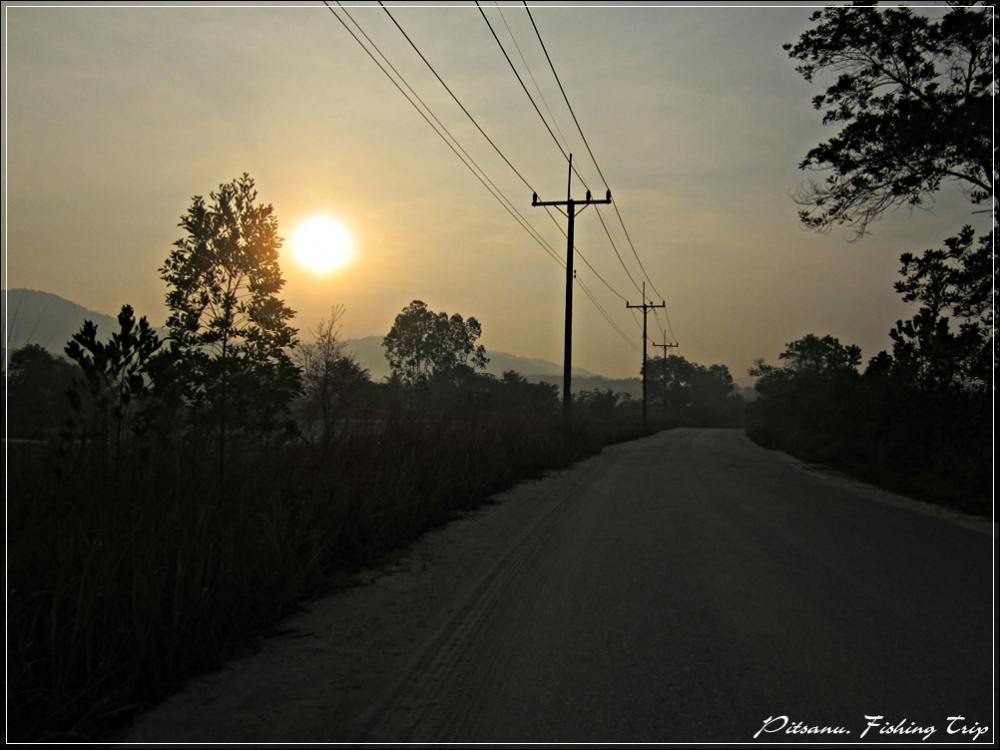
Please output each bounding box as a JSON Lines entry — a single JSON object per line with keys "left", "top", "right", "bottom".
{"left": 745, "top": 426, "right": 991, "bottom": 517}
{"left": 7, "top": 411, "right": 661, "bottom": 741}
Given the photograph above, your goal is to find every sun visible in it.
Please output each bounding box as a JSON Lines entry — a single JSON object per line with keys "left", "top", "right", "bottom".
{"left": 291, "top": 216, "right": 354, "bottom": 275}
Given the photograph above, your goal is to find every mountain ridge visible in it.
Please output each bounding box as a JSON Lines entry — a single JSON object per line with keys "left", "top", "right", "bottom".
{"left": 2, "top": 289, "right": 639, "bottom": 393}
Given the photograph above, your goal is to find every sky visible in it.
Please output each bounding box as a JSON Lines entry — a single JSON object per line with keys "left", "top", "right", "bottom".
{"left": 2, "top": 2, "right": 987, "bottom": 379}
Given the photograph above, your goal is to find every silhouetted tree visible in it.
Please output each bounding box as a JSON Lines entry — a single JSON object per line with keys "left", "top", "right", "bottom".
{"left": 295, "top": 306, "right": 370, "bottom": 442}
{"left": 748, "top": 328, "right": 988, "bottom": 509}
{"left": 884, "top": 226, "right": 993, "bottom": 392}
{"left": 748, "top": 334, "right": 862, "bottom": 448}
{"left": 64, "top": 305, "right": 164, "bottom": 467}
{"left": 160, "top": 173, "right": 300, "bottom": 472}
{"left": 6, "top": 345, "right": 78, "bottom": 439}
{"left": 573, "top": 388, "right": 629, "bottom": 421}
{"left": 785, "top": 4, "right": 993, "bottom": 237}
{"left": 382, "top": 300, "right": 488, "bottom": 386}
{"left": 767, "top": 333, "right": 861, "bottom": 376}
{"left": 492, "top": 371, "right": 559, "bottom": 417}
{"left": 647, "top": 355, "right": 695, "bottom": 417}
{"left": 647, "top": 354, "right": 742, "bottom": 426}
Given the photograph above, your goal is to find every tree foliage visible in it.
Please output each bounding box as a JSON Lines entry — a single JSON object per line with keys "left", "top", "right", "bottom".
{"left": 747, "top": 329, "right": 988, "bottom": 511}
{"left": 573, "top": 388, "right": 630, "bottom": 421}
{"left": 6, "top": 345, "right": 78, "bottom": 439}
{"left": 382, "top": 300, "right": 489, "bottom": 386}
{"left": 646, "top": 354, "right": 742, "bottom": 426}
{"left": 64, "top": 305, "right": 165, "bottom": 463}
{"left": 748, "top": 334, "right": 863, "bottom": 452}
{"left": 160, "top": 173, "right": 300, "bottom": 440}
{"left": 785, "top": 4, "right": 994, "bottom": 236}
{"left": 493, "top": 371, "right": 560, "bottom": 416}
{"left": 886, "top": 226, "right": 993, "bottom": 392}
{"left": 766, "top": 333, "right": 861, "bottom": 376}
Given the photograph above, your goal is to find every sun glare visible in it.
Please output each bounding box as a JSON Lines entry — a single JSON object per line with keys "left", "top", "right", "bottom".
{"left": 292, "top": 216, "right": 354, "bottom": 275}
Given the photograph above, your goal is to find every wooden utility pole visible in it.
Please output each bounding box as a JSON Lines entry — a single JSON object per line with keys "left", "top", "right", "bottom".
{"left": 532, "top": 154, "right": 612, "bottom": 421}
{"left": 652, "top": 338, "right": 679, "bottom": 358}
{"left": 651, "top": 338, "right": 679, "bottom": 421}
{"left": 626, "top": 282, "right": 665, "bottom": 431}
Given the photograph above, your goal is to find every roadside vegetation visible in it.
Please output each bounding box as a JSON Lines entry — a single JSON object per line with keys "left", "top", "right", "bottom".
{"left": 5, "top": 174, "right": 741, "bottom": 741}
{"left": 747, "top": 4, "right": 993, "bottom": 515}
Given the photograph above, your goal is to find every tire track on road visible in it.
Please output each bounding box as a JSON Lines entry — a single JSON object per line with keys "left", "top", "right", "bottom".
{"left": 360, "top": 444, "right": 623, "bottom": 741}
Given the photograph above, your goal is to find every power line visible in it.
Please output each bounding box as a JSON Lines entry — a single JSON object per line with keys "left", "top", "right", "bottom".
{"left": 475, "top": 1, "right": 570, "bottom": 166}
{"left": 523, "top": 1, "right": 607, "bottom": 190}
{"left": 494, "top": 2, "right": 571, "bottom": 154}
{"left": 579, "top": 278, "right": 641, "bottom": 354}
{"left": 376, "top": 2, "right": 637, "bottom": 313}
{"left": 478, "top": 2, "right": 655, "bottom": 310}
{"left": 652, "top": 307, "right": 667, "bottom": 338}
{"left": 337, "top": 3, "right": 545, "bottom": 254}
{"left": 594, "top": 203, "right": 643, "bottom": 296}
{"left": 325, "top": 2, "right": 638, "bottom": 351}
{"left": 326, "top": 2, "right": 562, "bottom": 270}
{"left": 523, "top": 1, "right": 668, "bottom": 305}
{"left": 377, "top": 0, "right": 539, "bottom": 200}
{"left": 657, "top": 306, "right": 680, "bottom": 344}
{"left": 610, "top": 201, "right": 664, "bottom": 300}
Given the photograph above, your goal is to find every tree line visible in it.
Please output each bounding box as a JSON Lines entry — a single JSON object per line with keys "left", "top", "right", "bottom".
{"left": 6, "top": 175, "right": 743, "bottom": 459}
{"left": 747, "top": 4, "right": 993, "bottom": 513}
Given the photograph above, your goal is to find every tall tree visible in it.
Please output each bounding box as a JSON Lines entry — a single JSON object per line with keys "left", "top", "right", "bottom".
{"left": 160, "top": 174, "right": 300, "bottom": 469}
{"left": 785, "top": 4, "right": 993, "bottom": 237}
{"left": 382, "top": 300, "right": 488, "bottom": 386}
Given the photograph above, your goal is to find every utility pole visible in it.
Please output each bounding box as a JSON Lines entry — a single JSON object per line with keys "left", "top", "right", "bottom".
{"left": 652, "top": 338, "right": 679, "bottom": 358}
{"left": 532, "top": 154, "right": 611, "bottom": 422}
{"left": 651, "top": 338, "right": 679, "bottom": 421}
{"left": 626, "top": 282, "right": 665, "bottom": 431}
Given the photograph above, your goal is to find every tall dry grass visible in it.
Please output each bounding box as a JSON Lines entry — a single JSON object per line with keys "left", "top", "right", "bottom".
{"left": 7, "top": 412, "right": 656, "bottom": 740}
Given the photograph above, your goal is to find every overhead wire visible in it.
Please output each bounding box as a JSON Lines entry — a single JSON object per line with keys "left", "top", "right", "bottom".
{"left": 494, "top": 2, "right": 572, "bottom": 154}
{"left": 523, "top": 1, "right": 677, "bottom": 340}
{"left": 475, "top": 1, "right": 571, "bottom": 166}
{"left": 325, "top": 2, "right": 562, "bottom": 270}
{"left": 376, "top": 1, "right": 639, "bottom": 323}
{"left": 477, "top": 2, "right": 654, "bottom": 309}
{"left": 326, "top": 1, "right": 640, "bottom": 349}
{"left": 579, "top": 278, "right": 641, "bottom": 354}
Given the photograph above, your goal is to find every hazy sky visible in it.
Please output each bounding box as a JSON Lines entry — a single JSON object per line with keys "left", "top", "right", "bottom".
{"left": 3, "top": 2, "right": 985, "bottom": 378}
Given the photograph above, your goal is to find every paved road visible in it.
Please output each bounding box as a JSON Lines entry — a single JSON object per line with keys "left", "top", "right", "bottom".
{"left": 128, "top": 429, "right": 993, "bottom": 743}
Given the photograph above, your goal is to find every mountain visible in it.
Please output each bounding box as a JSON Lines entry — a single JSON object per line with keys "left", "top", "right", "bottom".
{"left": 3, "top": 289, "right": 636, "bottom": 394}
{"left": 3, "top": 289, "right": 121, "bottom": 356}
{"left": 342, "top": 335, "right": 599, "bottom": 382}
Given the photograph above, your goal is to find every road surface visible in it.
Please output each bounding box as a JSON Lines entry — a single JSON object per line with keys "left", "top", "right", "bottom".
{"left": 127, "top": 428, "right": 993, "bottom": 743}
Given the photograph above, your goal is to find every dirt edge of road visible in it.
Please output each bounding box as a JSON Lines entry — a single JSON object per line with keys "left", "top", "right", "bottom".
{"left": 739, "top": 432, "right": 993, "bottom": 537}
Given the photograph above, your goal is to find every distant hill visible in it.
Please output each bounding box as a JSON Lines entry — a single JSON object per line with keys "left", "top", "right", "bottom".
{"left": 3, "top": 289, "right": 641, "bottom": 395}
{"left": 342, "top": 335, "right": 600, "bottom": 383}
{"left": 3, "top": 289, "right": 120, "bottom": 356}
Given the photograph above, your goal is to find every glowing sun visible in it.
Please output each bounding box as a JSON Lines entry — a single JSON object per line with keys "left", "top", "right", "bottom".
{"left": 291, "top": 216, "right": 354, "bottom": 275}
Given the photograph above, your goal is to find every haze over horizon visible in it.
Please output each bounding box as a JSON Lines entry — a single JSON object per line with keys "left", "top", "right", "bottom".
{"left": 3, "top": 3, "right": 986, "bottom": 378}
